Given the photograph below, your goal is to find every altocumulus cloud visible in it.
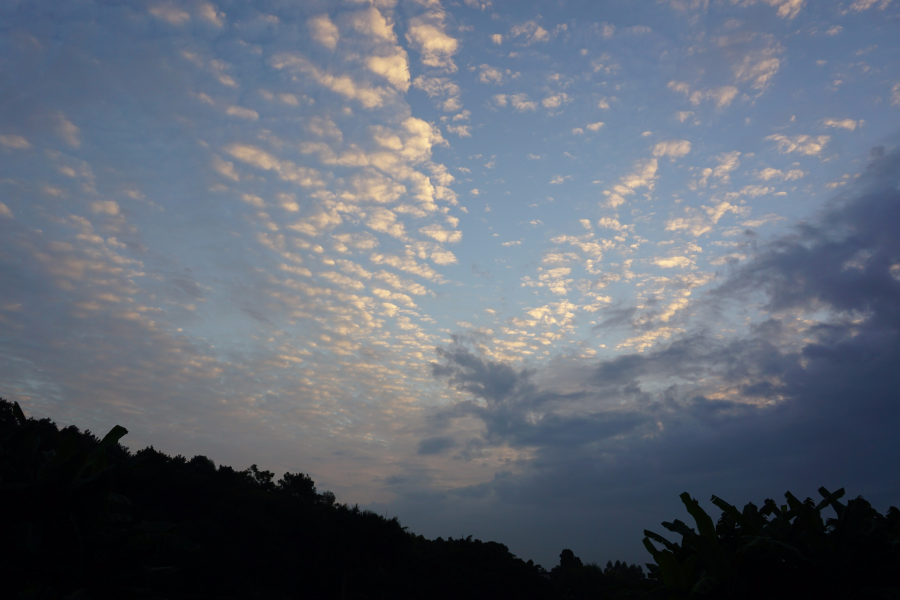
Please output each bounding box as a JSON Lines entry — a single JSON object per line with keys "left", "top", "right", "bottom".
{"left": 376, "top": 145, "right": 900, "bottom": 570}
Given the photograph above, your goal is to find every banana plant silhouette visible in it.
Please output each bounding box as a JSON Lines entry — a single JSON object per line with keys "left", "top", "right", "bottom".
{"left": 2, "top": 401, "right": 195, "bottom": 598}
{"left": 641, "top": 489, "right": 900, "bottom": 599}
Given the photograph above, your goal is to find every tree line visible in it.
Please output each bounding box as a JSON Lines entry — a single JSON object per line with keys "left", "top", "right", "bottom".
{"left": 1, "top": 398, "right": 897, "bottom": 599}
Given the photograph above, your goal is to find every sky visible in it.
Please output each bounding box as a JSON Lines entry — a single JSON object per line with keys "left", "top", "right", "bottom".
{"left": 2, "top": 0, "right": 900, "bottom": 570}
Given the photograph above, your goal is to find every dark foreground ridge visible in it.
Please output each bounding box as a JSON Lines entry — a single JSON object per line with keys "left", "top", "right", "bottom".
{"left": 1, "top": 398, "right": 898, "bottom": 599}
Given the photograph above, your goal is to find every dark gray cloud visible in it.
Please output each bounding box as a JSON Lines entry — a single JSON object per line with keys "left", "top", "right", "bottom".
{"left": 380, "top": 145, "right": 900, "bottom": 570}
{"left": 417, "top": 435, "right": 457, "bottom": 455}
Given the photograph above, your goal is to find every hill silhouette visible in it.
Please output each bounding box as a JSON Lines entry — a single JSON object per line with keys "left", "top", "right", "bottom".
{"left": 2, "top": 398, "right": 897, "bottom": 599}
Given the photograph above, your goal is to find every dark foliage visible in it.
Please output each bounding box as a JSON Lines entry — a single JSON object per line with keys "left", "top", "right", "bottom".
{"left": 642, "top": 490, "right": 900, "bottom": 599}
{"left": 1, "top": 399, "right": 644, "bottom": 599}
{"left": 4, "top": 397, "right": 896, "bottom": 599}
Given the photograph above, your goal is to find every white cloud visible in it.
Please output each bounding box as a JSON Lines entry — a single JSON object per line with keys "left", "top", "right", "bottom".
{"left": 198, "top": 3, "right": 224, "bottom": 26}
{"left": 413, "top": 76, "right": 462, "bottom": 111}
{"left": 850, "top": 0, "right": 892, "bottom": 10}
{"left": 367, "top": 54, "right": 411, "bottom": 91}
{"left": 603, "top": 159, "right": 658, "bottom": 207}
{"left": 597, "top": 217, "right": 627, "bottom": 231}
{"left": 542, "top": 93, "right": 570, "bottom": 109}
{"left": 510, "top": 94, "right": 537, "bottom": 111}
{"left": 0, "top": 202, "right": 13, "bottom": 219}
{"left": 212, "top": 155, "right": 240, "bottom": 181}
{"left": 766, "top": 134, "right": 830, "bottom": 156}
{"left": 0, "top": 134, "right": 31, "bottom": 149}
{"left": 57, "top": 113, "right": 80, "bottom": 148}
{"left": 491, "top": 34, "right": 503, "bottom": 45}
{"left": 407, "top": 16, "right": 459, "bottom": 72}
{"left": 652, "top": 139, "right": 691, "bottom": 158}
{"left": 822, "top": 118, "right": 858, "bottom": 131}
{"left": 90, "top": 200, "right": 120, "bottom": 215}
{"left": 226, "top": 106, "right": 259, "bottom": 120}
{"left": 756, "top": 168, "right": 805, "bottom": 181}
{"left": 419, "top": 224, "right": 462, "bottom": 243}
{"left": 761, "top": 0, "right": 805, "bottom": 19}
{"left": 349, "top": 6, "right": 397, "bottom": 41}
{"left": 892, "top": 83, "right": 900, "bottom": 107}
{"left": 478, "top": 64, "right": 505, "bottom": 84}
{"left": 510, "top": 20, "right": 550, "bottom": 45}
{"left": 240, "top": 194, "right": 265, "bottom": 208}
{"left": 333, "top": 232, "right": 379, "bottom": 252}
{"left": 149, "top": 2, "right": 190, "bottom": 25}
{"left": 367, "top": 207, "right": 406, "bottom": 239}
{"left": 447, "top": 124, "right": 471, "bottom": 137}
{"left": 269, "top": 53, "right": 388, "bottom": 109}
{"left": 226, "top": 144, "right": 324, "bottom": 187}
{"left": 665, "top": 201, "right": 747, "bottom": 237}
{"left": 669, "top": 82, "right": 739, "bottom": 108}
{"left": 654, "top": 256, "right": 693, "bottom": 268}
{"left": 586, "top": 122, "right": 604, "bottom": 132}
{"left": 740, "top": 213, "right": 786, "bottom": 227}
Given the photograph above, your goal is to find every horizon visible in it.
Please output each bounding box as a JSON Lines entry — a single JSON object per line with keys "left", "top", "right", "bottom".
{"left": 2, "top": 0, "right": 899, "bottom": 570}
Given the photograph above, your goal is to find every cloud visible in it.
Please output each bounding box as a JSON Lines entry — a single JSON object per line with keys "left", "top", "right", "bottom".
{"left": 0, "top": 134, "right": 31, "bottom": 149}
{"left": 761, "top": 0, "right": 805, "bottom": 19}
{"left": 652, "top": 139, "right": 691, "bottom": 158}
{"left": 418, "top": 436, "right": 457, "bottom": 455}
{"left": 197, "top": 3, "right": 224, "bottom": 27}
{"left": 413, "top": 77, "right": 462, "bottom": 112}
{"left": 90, "top": 200, "right": 121, "bottom": 216}
{"left": 226, "top": 144, "right": 325, "bottom": 187}
{"left": 226, "top": 106, "right": 259, "bottom": 120}
{"left": 509, "top": 20, "right": 550, "bottom": 45}
{"left": 269, "top": 53, "right": 389, "bottom": 109}
{"left": 510, "top": 94, "right": 537, "bottom": 112}
{"left": 603, "top": 159, "right": 659, "bottom": 207}
{"left": 491, "top": 34, "right": 503, "bottom": 45}
{"left": 849, "top": 0, "right": 893, "bottom": 10}
{"left": 542, "top": 94, "right": 570, "bottom": 109}
{"left": 56, "top": 113, "right": 80, "bottom": 148}
{"left": 367, "top": 54, "right": 411, "bottom": 91}
{"left": 367, "top": 207, "right": 407, "bottom": 239}
{"left": 756, "top": 168, "right": 805, "bottom": 181}
{"left": 586, "top": 122, "right": 604, "bottom": 132}
{"left": 477, "top": 65, "right": 505, "bottom": 85}
{"left": 668, "top": 82, "right": 739, "bottom": 108}
{"left": 419, "top": 224, "right": 462, "bottom": 244}
{"left": 653, "top": 256, "right": 693, "bottom": 268}
{"left": 309, "top": 15, "right": 339, "bottom": 49}
{"left": 766, "top": 134, "right": 830, "bottom": 156}
{"left": 349, "top": 6, "right": 397, "bottom": 42}
{"left": 446, "top": 124, "right": 471, "bottom": 138}
{"left": 665, "top": 201, "right": 747, "bottom": 237}
{"left": 822, "top": 118, "right": 859, "bottom": 131}
{"left": 407, "top": 15, "right": 459, "bottom": 72}
{"left": 149, "top": 2, "right": 191, "bottom": 25}
{"left": 0, "top": 202, "right": 14, "bottom": 219}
